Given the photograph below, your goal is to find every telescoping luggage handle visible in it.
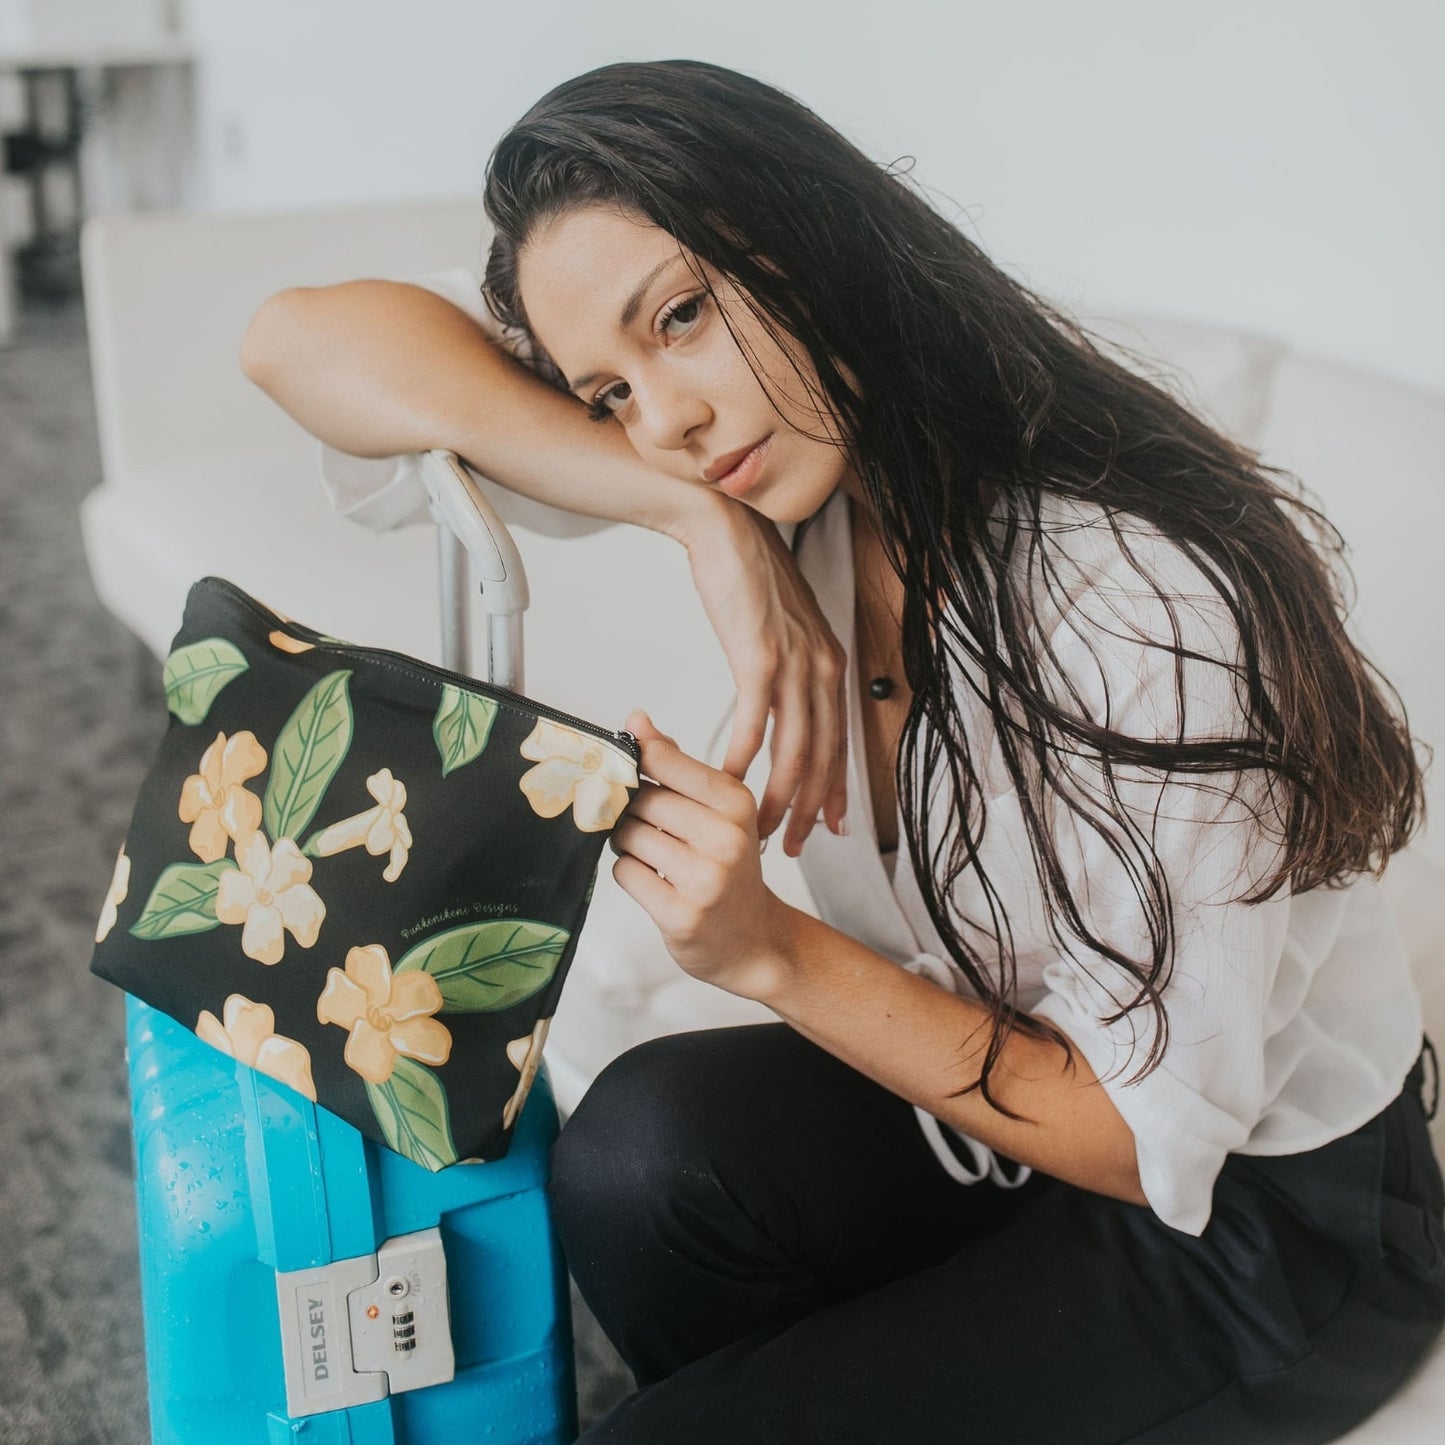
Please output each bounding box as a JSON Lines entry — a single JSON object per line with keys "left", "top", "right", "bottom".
{"left": 420, "top": 448, "right": 530, "bottom": 690}
{"left": 269, "top": 451, "right": 537, "bottom": 1422}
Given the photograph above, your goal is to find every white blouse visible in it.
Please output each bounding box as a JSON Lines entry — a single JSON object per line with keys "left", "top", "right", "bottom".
{"left": 791, "top": 483, "right": 1423, "bottom": 1236}
{"left": 317, "top": 266, "right": 1424, "bottom": 1237}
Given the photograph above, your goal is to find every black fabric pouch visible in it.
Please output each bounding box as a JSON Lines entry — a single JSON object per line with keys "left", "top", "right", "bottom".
{"left": 90, "top": 576, "right": 641, "bottom": 1170}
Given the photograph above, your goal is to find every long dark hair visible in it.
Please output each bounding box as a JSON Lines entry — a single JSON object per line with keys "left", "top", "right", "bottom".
{"left": 480, "top": 59, "right": 1426, "bottom": 1115}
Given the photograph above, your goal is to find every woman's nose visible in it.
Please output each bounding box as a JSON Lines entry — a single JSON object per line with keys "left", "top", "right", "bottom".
{"left": 634, "top": 373, "right": 711, "bottom": 454}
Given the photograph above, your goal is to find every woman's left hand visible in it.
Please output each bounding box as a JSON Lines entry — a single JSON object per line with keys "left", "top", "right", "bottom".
{"left": 610, "top": 708, "right": 790, "bottom": 1001}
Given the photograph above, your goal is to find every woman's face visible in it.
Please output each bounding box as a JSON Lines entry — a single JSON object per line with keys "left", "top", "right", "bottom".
{"left": 516, "top": 203, "right": 862, "bottom": 526}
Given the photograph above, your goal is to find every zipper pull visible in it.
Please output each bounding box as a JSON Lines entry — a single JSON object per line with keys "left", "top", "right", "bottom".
{"left": 615, "top": 729, "right": 640, "bottom": 756}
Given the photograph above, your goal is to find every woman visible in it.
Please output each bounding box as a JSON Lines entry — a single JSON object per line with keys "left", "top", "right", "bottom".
{"left": 243, "top": 59, "right": 1445, "bottom": 1443}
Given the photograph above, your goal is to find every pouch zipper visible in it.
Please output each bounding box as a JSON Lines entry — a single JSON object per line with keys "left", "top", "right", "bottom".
{"left": 199, "top": 576, "right": 642, "bottom": 765}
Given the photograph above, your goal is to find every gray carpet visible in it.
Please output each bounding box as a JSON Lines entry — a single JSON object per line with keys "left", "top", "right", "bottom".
{"left": 0, "top": 295, "right": 633, "bottom": 1443}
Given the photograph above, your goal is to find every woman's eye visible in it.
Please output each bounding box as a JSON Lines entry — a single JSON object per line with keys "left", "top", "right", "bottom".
{"left": 585, "top": 382, "right": 630, "bottom": 423}
{"left": 659, "top": 294, "right": 703, "bottom": 338}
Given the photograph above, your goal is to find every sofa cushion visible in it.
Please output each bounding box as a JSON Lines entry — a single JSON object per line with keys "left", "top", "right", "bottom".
{"left": 1251, "top": 354, "right": 1445, "bottom": 861}
{"left": 1086, "top": 310, "right": 1288, "bottom": 446}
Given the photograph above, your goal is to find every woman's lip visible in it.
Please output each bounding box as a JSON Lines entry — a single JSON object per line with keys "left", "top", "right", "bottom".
{"left": 713, "top": 435, "right": 773, "bottom": 498}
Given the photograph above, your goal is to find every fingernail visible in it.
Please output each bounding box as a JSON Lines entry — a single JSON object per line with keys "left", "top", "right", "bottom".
{"left": 836, "top": 815, "right": 850, "bottom": 836}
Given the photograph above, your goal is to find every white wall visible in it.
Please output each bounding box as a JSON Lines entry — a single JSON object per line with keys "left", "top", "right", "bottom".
{"left": 176, "top": 0, "right": 1445, "bottom": 394}
{"left": 0, "top": 0, "right": 180, "bottom": 51}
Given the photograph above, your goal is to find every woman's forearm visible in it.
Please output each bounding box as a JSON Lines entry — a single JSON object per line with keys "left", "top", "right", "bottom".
{"left": 238, "top": 279, "right": 720, "bottom": 541}
{"left": 759, "top": 905, "right": 1147, "bottom": 1207}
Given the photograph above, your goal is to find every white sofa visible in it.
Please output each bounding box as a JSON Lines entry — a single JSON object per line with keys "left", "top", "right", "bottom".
{"left": 79, "top": 199, "right": 1445, "bottom": 1438}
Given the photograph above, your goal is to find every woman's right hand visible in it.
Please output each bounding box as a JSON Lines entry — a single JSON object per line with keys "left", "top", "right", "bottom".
{"left": 672, "top": 496, "right": 850, "bottom": 858}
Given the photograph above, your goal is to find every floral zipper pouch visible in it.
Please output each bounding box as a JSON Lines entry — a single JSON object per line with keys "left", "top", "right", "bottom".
{"left": 90, "top": 575, "right": 641, "bottom": 1170}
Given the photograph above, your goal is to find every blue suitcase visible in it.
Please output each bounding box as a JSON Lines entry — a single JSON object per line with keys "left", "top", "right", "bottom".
{"left": 123, "top": 453, "right": 581, "bottom": 1443}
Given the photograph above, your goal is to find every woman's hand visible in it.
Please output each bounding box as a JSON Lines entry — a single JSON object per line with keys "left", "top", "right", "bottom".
{"left": 672, "top": 496, "right": 850, "bottom": 856}
{"left": 609, "top": 709, "right": 792, "bottom": 999}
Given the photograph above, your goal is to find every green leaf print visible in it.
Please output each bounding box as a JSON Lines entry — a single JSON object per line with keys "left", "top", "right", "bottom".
{"left": 263, "top": 670, "right": 353, "bottom": 842}
{"left": 394, "top": 919, "right": 570, "bottom": 1013}
{"left": 129, "top": 859, "right": 236, "bottom": 940}
{"left": 163, "top": 639, "right": 249, "bottom": 725}
{"left": 433, "top": 684, "right": 499, "bottom": 777}
{"left": 366, "top": 1057, "right": 458, "bottom": 1170}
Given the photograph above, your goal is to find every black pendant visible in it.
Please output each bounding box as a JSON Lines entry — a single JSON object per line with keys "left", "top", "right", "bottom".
{"left": 868, "top": 676, "right": 895, "bottom": 700}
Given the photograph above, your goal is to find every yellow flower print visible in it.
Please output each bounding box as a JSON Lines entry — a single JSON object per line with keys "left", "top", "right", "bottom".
{"left": 310, "top": 768, "right": 413, "bottom": 882}
{"left": 215, "top": 833, "right": 325, "bottom": 965}
{"left": 502, "top": 1016, "right": 551, "bottom": 1131}
{"left": 178, "top": 730, "right": 268, "bottom": 862}
{"left": 518, "top": 720, "right": 638, "bottom": 832}
{"left": 316, "top": 944, "right": 453, "bottom": 1085}
{"left": 196, "top": 994, "right": 317, "bottom": 1101}
{"left": 94, "top": 845, "right": 130, "bottom": 943}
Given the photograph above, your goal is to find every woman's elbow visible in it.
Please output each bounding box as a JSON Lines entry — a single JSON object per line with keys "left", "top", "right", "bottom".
{"left": 238, "top": 286, "right": 309, "bottom": 386}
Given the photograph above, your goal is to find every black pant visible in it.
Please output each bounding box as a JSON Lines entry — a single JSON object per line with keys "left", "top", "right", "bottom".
{"left": 549, "top": 1023, "right": 1445, "bottom": 1443}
